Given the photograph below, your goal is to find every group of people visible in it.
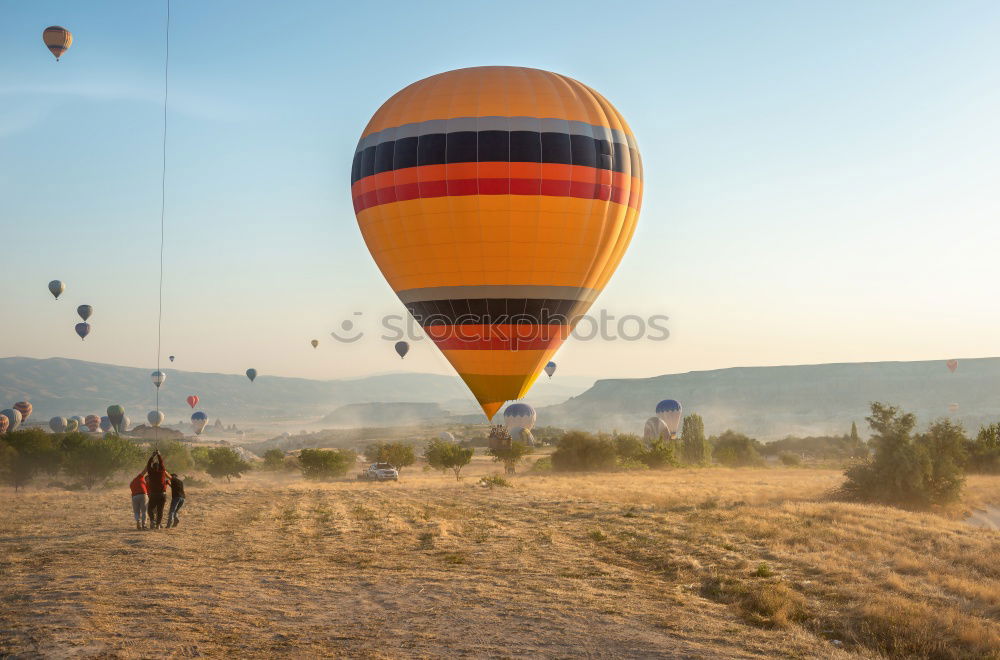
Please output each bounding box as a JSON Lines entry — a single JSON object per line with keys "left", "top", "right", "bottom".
{"left": 129, "top": 450, "right": 185, "bottom": 530}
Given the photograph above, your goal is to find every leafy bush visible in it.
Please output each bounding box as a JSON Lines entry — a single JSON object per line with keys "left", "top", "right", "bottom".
{"left": 838, "top": 403, "right": 966, "bottom": 508}
{"left": 779, "top": 452, "right": 801, "bottom": 466}
{"left": 713, "top": 431, "right": 765, "bottom": 467}
{"left": 551, "top": 432, "right": 617, "bottom": 472}
{"left": 62, "top": 434, "right": 144, "bottom": 489}
{"left": 203, "top": 447, "right": 253, "bottom": 482}
{"left": 298, "top": 448, "right": 354, "bottom": 480}
{"left": 640, "top": 439, "right": 679, "bottom": 468}
{"left": 613, "top": 433, "right": 645, "bottom": 461}
{"left": 363, "top": 441, "right": 416, "bottom": 472}
{"left": 190, "top": 446, "right": 211, "bottom": 471}
{"left": 152, "top": 439, "right": 193, "bottom": 474}
{"left": 486, "top": 426, "right": 531, "bottom": 475}
{"left": 424, "top": 439, "right": 473, "bottom": 480}
{"left": 530, "top": 456, "right": 552, "bottom": 472}
{"left": 680, "top": 414, "right": 712, "bottom": 465}
{"left": 261, "top": 448, "right": 290, "bottom": 471}
{"left": 966, "top": 424, "right": 1000, "bottom": 473}
{"left": 0, "top": 429, "right": 61, "bottom": 490}
{"left": 617, "top": 456, "right": 649, "bottom": 471}
{"left": 479, "top": 474, "right": 512, "bottom": 488}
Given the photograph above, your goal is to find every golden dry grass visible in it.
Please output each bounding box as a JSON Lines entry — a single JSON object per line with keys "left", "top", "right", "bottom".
{"left": 1, "top": 460, "right": 998, "bottom": 658}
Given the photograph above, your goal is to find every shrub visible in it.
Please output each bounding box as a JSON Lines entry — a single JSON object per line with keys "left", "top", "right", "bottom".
{"left": 479, "top": 474, "right": 512, "bottom": 488}
{"left": 530, "top": 456, "right": 552, "bottom": 472}
{"left": 153, "top": 439, "right": 193, "bottom": 474}
{"left": 551, "top": 432, "right": 616, "bottom": 472}
{"left": 190, "top": 446, "right": 211, "bottom": 471}
{"left": 62, "top": 434, "right": 144, "bottom": 489}
{"left": 713, "top": 431, "right": 765, "bottom": 467}
{"left": 261, "top": 448, "right": 289, "bottom": 471}
{"left": 298, "top": 448, "right": 354, "bottom": 480}
{"left": 617, "top": 456, "right": 649, "bottom": 471}
{"left": 203, "top": 447, "right": 252, "bottom": 482}
{"left": 640, "top": 439, "right": 679, "bottom": 469}
{"left": 424, "top": 439, "right": 473, "bottom": 480}
{"left": 966, "top": 423, "right": 1000, "bottom": 473}
{"left": 486, "top": 426, "right": 531, "bottom": 475}
{"left": 0, "top": 429, "right": 61, "bottom": 490}
{"left": 681, "top": 414, "right": 712, "bottom": 465}
{"left": 364, "top": 442, "right": 416, "bottom": 472}
{"left": 778, "top": 452, "right": 801, "bottom": 466}
{"left": 838, "top": 403, "right": 966, "bottom": 508}
{"left": 613, "top": 433, "right": 645, "bottom": 461}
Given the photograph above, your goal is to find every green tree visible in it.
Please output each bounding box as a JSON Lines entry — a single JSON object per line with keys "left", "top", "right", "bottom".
{"left": 917, "top": 419, "right": 966, "bottom": 503}
{"left": 424, "top": 438, "right": 474, "bottom": 480}
{"left": 551, "top": 432, "right": 617, "bottom": 472}
{"left": 966, "top": 424, "right": 1000, "bottom": 473}
{"left": 640, "top": 439, "right": 679, "bottom": 469}
{"left": 298, "top": 448, "right": 354, "bottom": 480}
{"left": 486, "top": 426, "right": 531, "bottom": 475}
{"left": 0, "top": 429, "right": 61, "bottom": 490}
{"left": 62, "top": 434, "right": 144, "bottom": 489}
{"left": 262, "top": 448, "right": 289, "bottom": 471}
{"left": 204, "top": 447, "right": 252, "bottom": 482}
{"left": 153, "top": 440, "right": 193, "bottom": 474}
{"left": 680, "top": 414, "right": 711, "bottom": 466}
{"left": 363, "top": 442, "right": 416, "bottom": 472}
{"left": 613, "top": 433, "right": 645, "bottom": 461}
{"left": 712, "top": 430, "right": 764, "bottom": 467}
{"left": 190, "top": 446, "right": 211, "bottom": 471}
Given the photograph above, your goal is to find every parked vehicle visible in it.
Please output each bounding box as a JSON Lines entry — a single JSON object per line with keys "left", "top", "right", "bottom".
{"left": 357, "top": 462, "right": 399, "bottom": 482}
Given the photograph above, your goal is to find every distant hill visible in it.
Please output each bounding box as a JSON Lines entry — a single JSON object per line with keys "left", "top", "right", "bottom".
{"left": 319, "top": 402, "right": 451, "bottom": 427}
{"left": 539, "top": 358, "right": 1000, "bottom": 439}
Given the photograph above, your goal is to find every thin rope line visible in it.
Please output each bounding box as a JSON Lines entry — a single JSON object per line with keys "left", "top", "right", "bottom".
{"left": 155, "top": 0, "right": 170, "bottom": 441}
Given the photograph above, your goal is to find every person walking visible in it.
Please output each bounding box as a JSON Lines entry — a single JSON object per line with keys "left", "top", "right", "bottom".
{"left": 129, "top": 468, "right": 148, "bottom": 530}
{"left": 166, "top": 473, "right": 185, "bottom": 528}
{"left": 145, "top": 450, "right": 169, "bottom": 529}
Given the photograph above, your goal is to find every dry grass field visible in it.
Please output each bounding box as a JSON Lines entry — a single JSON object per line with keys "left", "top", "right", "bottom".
{"left": 2, "top": 458, "right": 999, "bottom": 658}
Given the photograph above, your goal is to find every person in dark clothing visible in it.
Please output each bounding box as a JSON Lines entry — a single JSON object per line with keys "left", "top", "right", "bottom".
{"left": 145, "top": 450, "right": 169, "bottom": 529}
{"left": 166, "top": 473, "right": 185, "bottom": 528}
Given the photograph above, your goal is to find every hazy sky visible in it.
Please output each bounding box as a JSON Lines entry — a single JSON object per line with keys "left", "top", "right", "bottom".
{"left": 2, "top": 0, "right": 999, "bottom": 385}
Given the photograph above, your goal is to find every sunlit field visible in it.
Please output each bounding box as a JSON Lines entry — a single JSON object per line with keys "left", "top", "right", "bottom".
{"left": 2, "top": 458, "right": 998, "bottom": 658}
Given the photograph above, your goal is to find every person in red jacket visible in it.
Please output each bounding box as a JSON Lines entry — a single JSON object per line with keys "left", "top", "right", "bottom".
{"left": 145, "top": 450, "right": 169, "bottom": 529}
{"left": 129, "top": 467, "right": 148, "bottom": 530}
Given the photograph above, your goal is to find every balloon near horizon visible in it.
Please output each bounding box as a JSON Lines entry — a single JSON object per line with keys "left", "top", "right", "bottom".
{"left": 352, "top": 66, "right": 642, "bottom": 419}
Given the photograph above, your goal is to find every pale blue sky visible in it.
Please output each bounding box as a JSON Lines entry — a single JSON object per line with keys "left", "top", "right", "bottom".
{"left": 2, "top": 0, "right": 999, "bottom": 385}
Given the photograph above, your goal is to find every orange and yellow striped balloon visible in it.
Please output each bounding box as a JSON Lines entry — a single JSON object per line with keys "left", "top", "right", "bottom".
{"left": 42, "top": 26, "right": 73, "bottom": 61}
{"left": 351, "top": 66, "right": 642, "bottom": 419}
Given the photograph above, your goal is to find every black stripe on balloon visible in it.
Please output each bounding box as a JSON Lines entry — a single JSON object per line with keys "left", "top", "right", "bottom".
{"left": 404, "top": 298, "right": 589, "bottom": 326}
{"left": 351, "top": 131, "right": 640, "bottom": 184}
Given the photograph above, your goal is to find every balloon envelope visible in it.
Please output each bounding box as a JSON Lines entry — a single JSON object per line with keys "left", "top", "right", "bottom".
{"left": 0, "top": 414, "right": 8, "bottom": 434}
{"left": 100, "top": 416, "right": 112, "bottom": 432}
{"left": 352, "top": 67, "right": 642, "bottom": 419}
{"left": 191, "top": 411, "right": 208, "bottom": 435}
{"left": 75, "top": 322, "right": 91, "bottom": 340}
{"left": 439, "top": 431, "right": 455, "bottom": 443}
{"left": 186, "top": 395, "right": 198, "bottom": 408}
{"left": 77, "top": 305, "right": 93, "bottom": 321}
{"left": 246, "top": 368, "right": 257, "bottom": 382}
{"left": 655, "top": 399, "right": 682, "bottom": 435}
{"left": 311, "top": 339, "right": 319, "bottom": 349}
{"left": 85, "top": 415, "right": 100, "bottom": 432}
{"left": 42, "top": 26, "right": 72, "bottom": 60}
{"left": 49, "top": 416, "right": 67, "bottom": 433}
{"left": 643, "top": 416, "right": 668, "bottom": 442}
{"left": 1, "top": 409, "right": 22, "bottom": 432}
{"left": 48, "top": 280, "right": 64, "bottom": 299}
{"left": 169, "top": 355, "right": 175, "bottom": 362}
{"left": 544, "top": 361, "right": 557, "bottom": 378}
{"left": 13, "top": 401, "right": 32, "bottom": 422}
{"left": 394, "top": 341, "right": 409, "bottom": 359}
{"left": 147, "top": 410, "right": 165, "bottom": 427}
{"left": 65, "top": 418, "right": 79, "bottom": 432}
{"left": 151, "top": 371, "right": 167, "bottom": 388}
{"left": 946, "top": 359, "right": 958, "bottom": 373}
{"left": 107, "top": 405, "right": 125, "bottom": 433}
{"left": 503, "top": 403, "right": 537, "bottom": 431}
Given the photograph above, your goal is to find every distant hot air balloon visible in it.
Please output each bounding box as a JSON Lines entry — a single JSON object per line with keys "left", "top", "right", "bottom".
{"left": 120, "top": 416, "right": 131, "bottom": 433}
{"left": 946, "top": 359, "right": 958, "bottom": 373}
{"left": 147, "top": 410, "right": 165, "bottom": 428}
{"left": 107, "top": 405, "right": 125, "bottom": 434}
{"left": 65, "top": 418, "right": 79, "bottom": 432}
{"left": 85, "top": 414, "right": 100, "bottom": 432}
{"left": 352, "top": 67, "right": 642, "bottom": 419}
{"left": 169, "top": 355, "right": 175, "bottom": 362}
{"left": 186, "top": 395, "right": 198, "bottom": 408}
{"left": 71, "top": 415, "right": 86, "bottom": 428}
{"left": 42, "top": 26, "right": 73, "bottom": 61}
{"left": 643, "top": 416, "right": 668, "bottom": 442}
{"left": 48, "top": 280, "right": 65, "bottom": 299}
{"left": 440, "top": 431, "right": 456, "bottom": 443}
{"left": 311, "top": 339, "right": 319, "bottom": 349}
{"left": 503, "top": 403, "right": 537, "bottom": 432}
{"left": 544, "top": 361, "right": 557, "bottom": 379}
{"left": 13, "top": 401, "right": 32, "bottom": 422}
{"left": 77, "top": 305, "right": 92, "bottom": 322}
{"left": 1, "top": 409, "right": 22, "bottom": 432}
{"left": 151, "top": 371, "right": 166, "bottom": 388}
{"left": 100, "top": 416, "right": 112, "bottom": 433}
{"left": 49, "top": 416, "right": 67, "bottom": 433}
{"left": 191, "top": 411, "right": 208, "bottom": 436}
{"left": 246, "top": 368, "right": 257, "bottom": 383}
{"left": 394, "top": 341, "right": 410, "bottom": 359}
{"left": 75, "top": 323, "right": 91, "bottom": 340}
{"left": 948, "top": 403, "right": 960, "bottom": 414}
{"left": 0, "top": 414, "right": 8, "bottom": 434}
{"left": 655, "top": 400, "right": 682, "bottom": 437}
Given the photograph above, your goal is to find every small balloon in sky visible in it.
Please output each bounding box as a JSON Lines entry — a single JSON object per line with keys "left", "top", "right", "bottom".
{"left": 246, "top": 368, "right": 257, "bottom": 383}
{"left": 544, "top": 361, "right": 557, "bottom": 379}
{"left": 394, "top": 341, "right": 409, "bottom": 359}
{"left": 186, "top": 395, "right": 199, "bottom": 409}
{"left": 169, "top": 355, "right": 175, "bottom": 362}
{"left": 147, "top": 410, "right": 165, "bottom": 428}
{"left": 42, "top": 26, "right": 73, "bottom": 61}
{"left": 311, "top": 339, "right": 319, "bottom": 349}
{"left": 946, "top": 359, "right": 958, "bottom": 373}
{"left": 75, "top": 323, "right": 91, "bottom": 340}
{"left": 151, "top": 371, "right": 167, "bottom": 388}
{"left": 48, "top": 280, "right": 65, "bottom": 299}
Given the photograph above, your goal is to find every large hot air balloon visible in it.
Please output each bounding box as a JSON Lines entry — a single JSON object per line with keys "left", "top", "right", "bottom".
{"left": 42, "top": 26, "right": 72, "bottom": 61}
{"left": 0, "top": 414, "right": 8, "bottom": 435}
{"left": 191, "top": 411, "right": 208, "bottom": 436}
{"left": 351, "top": 67, "right": 641, "bottom": 419}
{"left": 394, "top": 341, "right": 409, "bottom": 359}
{"left": 77, "top": 305, "right": 93, "bottom": 321}
{"left": 246, "top": 368, "right": 257, "bottom": 383}
{"left": 49, "top": 416, "right": 67, "bottom": 433}
{"left": 75, "top": 322, "right": 91, "bottom": 340}
{"left": 655, "top": 400, "right": 682, "bottom": 437}
{"left": 186, "top": 395, "right": 198, "bottom": 408}
{"left": 85, "top": 414, "right": 100, "bottom": 432}
{"left": 100, "top": 416, "right": 112, "bottom": 433}
{"left": 13, "top": 401, "right": 32, "bottom": 422}
{"left": 151, "top": 371, "right": 167, "bottom": 388}
{"left": 147, "top": 410, "right": 165, "bottom": 427}
{"left": 65, "top": 418, "right": 79, "bottom": 432}
{"left": 544, "top": 361, "right": 557, "bottom": 379}
{"left": 107, "top": 405, "right": 125, "bottom": 434}
{"left": 1, "top": 409, "right": 22, "bottom": 432}
{"left": 169, "top": 355, "right": 175, "bottom": 362}
{"left": 946, "top": 359, "right": 958, "bottom": 373}
{"left": 311, "top": 339, "right": 319, "bottom": 349}
{"left": 48, "top": 280, "right": 65, "bottom": 299}
{"left": 643, "top": 416, "right": 667, "bottom": 443}
{"left": 503, "top": 403, "right": 537, "bottom": 432}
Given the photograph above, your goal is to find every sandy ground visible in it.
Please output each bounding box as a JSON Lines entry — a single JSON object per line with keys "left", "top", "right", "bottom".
{"left": 1, "top": 462, "right": 998, "bottom": 658}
